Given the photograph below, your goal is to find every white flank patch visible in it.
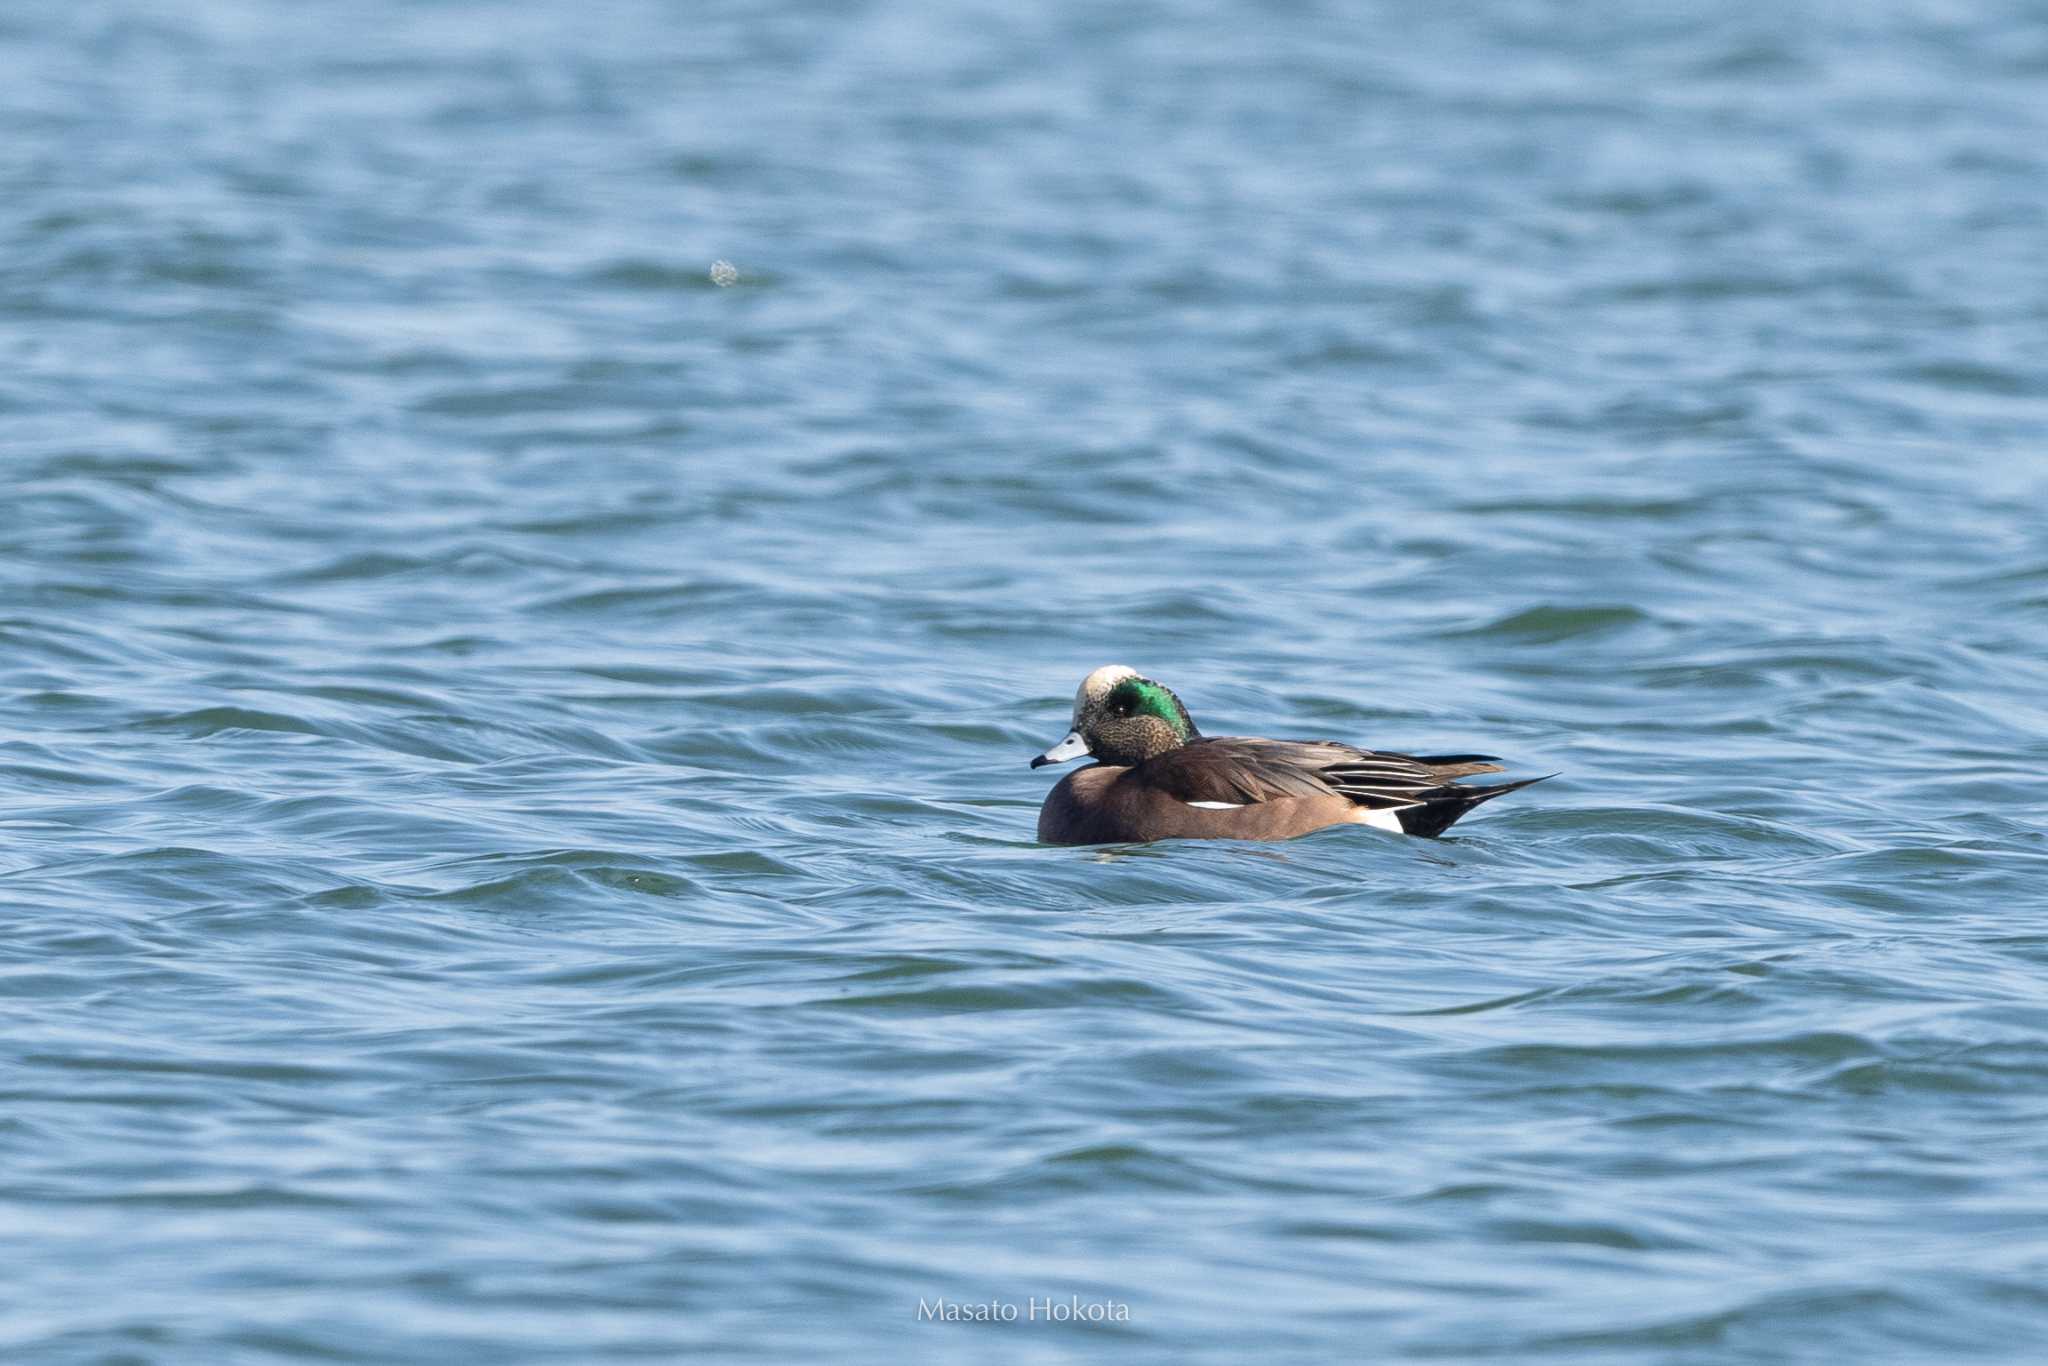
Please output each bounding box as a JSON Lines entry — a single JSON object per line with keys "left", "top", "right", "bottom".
{"left": 1361, "top": 808, "right": 1406, "bottom": 832}
{"left": 1185, "top": 800, "right": 1244, "bottom": 810}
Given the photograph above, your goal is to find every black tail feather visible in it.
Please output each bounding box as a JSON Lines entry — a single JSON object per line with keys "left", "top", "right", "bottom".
{"left": 1394, "top": 774, "right": 1555, "bottom": 838}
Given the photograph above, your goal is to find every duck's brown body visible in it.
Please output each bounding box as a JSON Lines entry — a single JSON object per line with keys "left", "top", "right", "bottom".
{"left": 1038, "top": 761, "right": 1380, "bottom": 844}
{"left": 1035, "top": 733, "right": 1538, "bottom": 845}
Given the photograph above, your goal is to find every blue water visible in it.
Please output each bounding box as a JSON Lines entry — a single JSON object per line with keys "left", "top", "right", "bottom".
{"left": 4, "top": 2, "right": 2048, "bottom": 1361}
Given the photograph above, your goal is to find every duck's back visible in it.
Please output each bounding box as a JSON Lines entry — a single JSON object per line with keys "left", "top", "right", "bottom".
{"left": 1035, "top": 736, "right": 1545, "bottom": 845}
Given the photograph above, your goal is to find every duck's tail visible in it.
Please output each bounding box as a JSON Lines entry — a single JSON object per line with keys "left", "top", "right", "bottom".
{"left": 1394, "top": 769, "right": 1556, "bottom": 838}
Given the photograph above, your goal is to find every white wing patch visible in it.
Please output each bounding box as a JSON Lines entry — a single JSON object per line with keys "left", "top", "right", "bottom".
{"left": 1184, "top": 800, "right": 1245, "bottom": 810}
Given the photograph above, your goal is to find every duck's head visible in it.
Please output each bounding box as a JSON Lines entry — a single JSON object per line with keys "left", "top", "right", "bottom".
{"left": 1030, "top": 665, "right": 1200, "bottom": 770}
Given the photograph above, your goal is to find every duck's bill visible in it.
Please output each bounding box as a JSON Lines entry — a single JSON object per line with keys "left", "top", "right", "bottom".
{"left": 1030, "top": 731, "right": 1089, "bottom": 768}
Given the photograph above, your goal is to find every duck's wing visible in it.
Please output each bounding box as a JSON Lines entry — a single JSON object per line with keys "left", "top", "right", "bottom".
{"left": 1140, "top": 737, "right": 1505, "bottom": 811}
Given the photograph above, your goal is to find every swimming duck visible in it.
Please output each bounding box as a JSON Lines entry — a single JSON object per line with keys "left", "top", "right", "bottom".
{"left": 1030, "top": 665, "right": 1547, "bottom": 844}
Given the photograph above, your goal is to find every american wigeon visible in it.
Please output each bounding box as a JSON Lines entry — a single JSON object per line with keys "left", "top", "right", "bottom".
{"left": 1031, "top": 665, "right": 1548, "bottom": 845}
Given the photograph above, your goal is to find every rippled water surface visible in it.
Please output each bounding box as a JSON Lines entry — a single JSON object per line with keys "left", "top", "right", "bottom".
{"left": 5, "top": 1, "right": 2048, "bottom": 1361}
